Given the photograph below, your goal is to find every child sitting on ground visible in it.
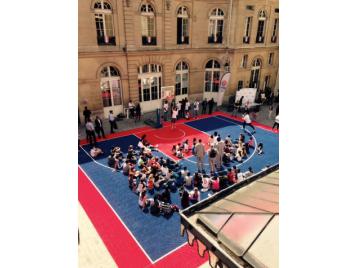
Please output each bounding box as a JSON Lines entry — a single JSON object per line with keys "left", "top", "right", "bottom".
{"left": 90, "top": 146, "right": 103, "bottom": 158}
{"left": 257, "top": 143, "right": 264, "bottom": 155}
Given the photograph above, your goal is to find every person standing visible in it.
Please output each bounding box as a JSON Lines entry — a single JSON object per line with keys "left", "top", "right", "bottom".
{"left": 185, "top": 99, "right": 190, "bottom": 119}
{"left": 208, "top": 145, "right": 218, "bottom": 173}
{"left": 85, "top": 119, "right": 96, "bottom": 146}
{"left": 193, "top": 99, "right": 200, "bottom": 119}
{"left": 195, "top": 139, "right": 206, "bottom": 173}
{"left": 135, "top": 102, "right": 141, "bottom": 122}
{"left": 202, "top": 98, "right": 207, "bottom": 114}
{"left": 163, "top": 100, "right": 169, "bottom": 121}
{"left": 83, "top": 106, "right": 91, "bottom": 123}
{"left": 268, "top": 104, "right": 274, "bottom": 119}
{"left": 128, "top": 100, "right": 135, "bottom": 118}
{"left": 232, "top": 101, "right": 239, "bottom": 117}
{"left": 171, "top": 107, "right": 178, "bottom": 129}
{"left": 208, "top": 98, "right": 215, "bottom": 114}
{"left": 215, "top": 137, "right": 225, "bottom": 170}
{"left": 176, "top": 101, "right": 182, "bottom": 119}
{"left": 272, "top": 114, "right": 279, "bottom": 131}
{"left": 242, "top": 112, "right": 256, "bottom": 134}
{"left": 108, "top": 110, "right": 117, "bottom": 133}
{"left": 94, "top": 116, "right": 106, "bottom": 139}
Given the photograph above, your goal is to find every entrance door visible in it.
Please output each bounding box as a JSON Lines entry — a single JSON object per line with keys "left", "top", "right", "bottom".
{"left": 100, "top": 66, "right": 124, "bottom": 118}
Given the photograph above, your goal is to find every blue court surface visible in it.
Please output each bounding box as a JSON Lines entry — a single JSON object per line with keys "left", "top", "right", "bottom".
{"left": 78, "top": 114, "right": 279, "bottom": 261}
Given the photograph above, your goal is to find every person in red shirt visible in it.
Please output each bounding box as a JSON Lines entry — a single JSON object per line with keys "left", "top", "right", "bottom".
{"left": 227, "top": 168, "right": 237, "bottom": 184}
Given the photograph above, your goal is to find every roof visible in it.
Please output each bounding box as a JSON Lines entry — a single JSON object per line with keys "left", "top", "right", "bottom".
{"left": 180, "top": 165, "right": 279, "bottom": 268}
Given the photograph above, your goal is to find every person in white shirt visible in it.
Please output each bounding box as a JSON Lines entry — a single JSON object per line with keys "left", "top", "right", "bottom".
{"left": 90, "top": 146, "right": 103, "bottom": 158}
{"left": 161, "top": 164, "right": 169, "bottom": 176}
{"left": 193, "top": 100, "right": 200, "bottom": 118}
{"left": 176, "top": 102, "right": 182, "bottom": 119}
{"left": 85, "top": 119, "right": 96, "bottom": 146}
{"left": 242, "top": 113, "right": 256, "bottom": 134}
{"left": 272, "top": 114, "right": 279, "bottom": 131}
{"left": 128, "top": 100, "right": 135, "bottom": 118}
{"left": 163, "top": 100, "right": 169, "bottom": 121}
{"left": 184, "top": 172, "right": 192, "bottom": 187}
{"left": 108, "top": 110, "right": 117, "bottom": 133}
{"left": 171, "top": 107, "right": 178, "bottom": 129}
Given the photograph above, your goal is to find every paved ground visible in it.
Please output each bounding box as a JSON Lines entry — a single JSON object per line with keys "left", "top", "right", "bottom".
{"left": 78, "top": 102, "right": 279, "bottom": 139}
{"left": 78, "top": 203, "right": 117, "bottom": 268}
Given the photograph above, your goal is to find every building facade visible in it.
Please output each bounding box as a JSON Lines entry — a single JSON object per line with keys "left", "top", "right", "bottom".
{"left": 79, "top": 0, "right": 279, "bottom": 119}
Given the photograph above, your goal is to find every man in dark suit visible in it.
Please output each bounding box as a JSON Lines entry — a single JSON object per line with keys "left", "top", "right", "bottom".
{"left": 94, "top": 116, "right": 106, "bottom": 139}
{"left": 83, "top": 106, "right": 91, "bottom": 123}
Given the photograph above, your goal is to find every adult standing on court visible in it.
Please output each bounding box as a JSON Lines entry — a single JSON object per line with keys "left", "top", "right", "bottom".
{"left": 128, "top": 100, "right": 135, "bottom": 118}
{"left": 208, "top": 145, "right": 218, "bottom": 173}
{"left": 195, "top": 139, "right": 205, "bottom": 173}
{"left": 171, "top": 107, "right": 178, "bottom": 129}
{"left": 83, "top": 106, "right": 91, "bottom": 123}
{"left": 85, "top": 119, "right": 96, "bottom": 146}
{"left": 94, "top": 116, "right": 106, "bottom": 139}
{"left": 135, "top": 102, "right": 141, "bottom": 122}
{"left": 163, "top": 100, "right": 169, "bottom": 121}
{"left": 193, "top": 99, "right": 200, "bottom": 119}
{"left": 215, "top": 137, "right": 225, "bottom": 170}
{"left": 272, "top": 114, "right": 279, "bottom": 131}
{"left": 108, "top": 110, "right": 117, "bottom": 133}
{"left": 176, "top": 101, "right": 182, "bottom": 119}
{"left": 202, "top": 98, "right": 207, "bottom": 114}
{"left": 208, "top": 98, "right": 215, "bottom": 114}
{"left": 242, "top": 112, "right": 256, "bottom": 134}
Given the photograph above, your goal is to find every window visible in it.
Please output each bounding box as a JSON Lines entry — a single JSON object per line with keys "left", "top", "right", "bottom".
{"left": 204, "top": 60, "right": 221, "bottom": 92}
{"left": 269, "top": 53, "right": 274, "bottom": 65}
{"left": 264, "top": 75, "right": 271, "bottom": 89}
{"left": 275, "top": 8, "right": 279, "bottom": 13}
{"left": 241, "top": 54, "right": 248, "bottom": 68}
{"left": 243, "top": 17, "right": 252, "bottom": 43}
{"left": 271, "top": 18, "right": 279, "bottom": 43}
{"left": 249, "top": 58, "right": 262, "bottom": 88}
{"left": 208, "top": 8, "right": 224, "bottom": 44}
{"left": 177, "top": 6, "right": 189, "bottom": 44}
{"left": 94, "top": 1, "right": 116, "bottom": 45}
{"left": 246, "top": 5, "right": 254, "bottom": 11}
{"left": 256, "top": 10, "right": 266, "bottom": 43}
{"left": 100, "top": 66, "right": 122, "bottom": 107}
{"left": 224, "top": 62, "right": 230, "bottom": 73}
{"left": 175, "top": 61, "right": 189, "bottom": 95}
{"left": 138, "top": 64, "right": 162, "bottom": 102}
{"left": 141, "top": 4, "right": 156, "bottom": 45}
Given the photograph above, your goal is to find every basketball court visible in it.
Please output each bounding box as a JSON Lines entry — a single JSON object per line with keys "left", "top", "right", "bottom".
{"left": 78, "top": 110, "right": 279, "bottom": 267}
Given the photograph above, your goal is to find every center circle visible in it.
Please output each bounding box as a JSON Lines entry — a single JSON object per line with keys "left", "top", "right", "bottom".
{"left": 153, "top": 128, "right": 186, "bottom": 140}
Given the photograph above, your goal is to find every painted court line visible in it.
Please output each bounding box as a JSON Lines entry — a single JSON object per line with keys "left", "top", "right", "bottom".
{"left": 79, "top": 166, "right": 155, "bottom": 264}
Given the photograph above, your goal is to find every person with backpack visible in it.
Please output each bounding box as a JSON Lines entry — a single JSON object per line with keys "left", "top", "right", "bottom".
{"left": 208, "top": 145, "right": 218, "bottom": 173}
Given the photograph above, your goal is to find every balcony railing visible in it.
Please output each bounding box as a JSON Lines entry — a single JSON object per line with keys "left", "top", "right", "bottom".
{"left": 142, "top": 36, "right": 157, "bottom": 46}
{"left": 177, "top": 36, "right": 189, "bottom": 45}
{"left": 243, "top": 36, "right": 250, "bottom": 44}
{"left": 256, "top": 35, "right": 264, "bottom": 43}
{"left": 208, "top": 35, "right": 223, "bottom": 44}
{"left": 97, "top": 36, "right": 116, "bottom": 46}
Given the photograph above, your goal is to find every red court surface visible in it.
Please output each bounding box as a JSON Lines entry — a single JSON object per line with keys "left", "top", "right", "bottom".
{"left": 142, "top": 123, "right": 210, "bottom": 161}
{"left": 79, "top": 166, "right": 208, "bottom": 268}
{"left": 78, "top": 111, "right": 277, "bottom": 267}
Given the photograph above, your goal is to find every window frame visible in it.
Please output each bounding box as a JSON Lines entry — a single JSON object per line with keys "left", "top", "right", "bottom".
{"left": 204, "top": 60, "right": 221, "bottom": 92}
{"left": 94, "top": 0, "right": 116, "bottom": 46}
{"left": 141, "top": 4, "right": 157, "bottom": 46}
{"left": 208, "top": 8, "right": 224, "bottom": 44}
{"left": 138, "top": 64, "right": 162, "bottom": 102}
{"left": 175, "top": 61, "right": 189, "bottom": 96}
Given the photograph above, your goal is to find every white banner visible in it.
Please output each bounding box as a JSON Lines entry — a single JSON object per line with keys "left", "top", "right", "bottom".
{"left": 235, "top": 88, "right": 257, "bottom": 106}
{"left": 217, "top": 72, "right": 231, "bottom": 106}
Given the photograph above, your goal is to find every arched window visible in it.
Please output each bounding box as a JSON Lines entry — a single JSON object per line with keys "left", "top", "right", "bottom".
{"left": 204, "top": 60, "right": 221, "bottom": 92}
{"left": 208, "top": 8, "right": 224, "bottom": 44}
{"left": 249, "top": 59, "right": 262, "bottom": 88}
{"left": 271, "top": 18, "right": 279, "bottom": 43}
{"left": 94, "top": 1, "right": 116, "bottom": 45}
{"left": 138, "top": 64, "right": 162, "bottom": 102}
{"left": 141, "top": 4, "right": 156, "bottom": 45}
{"left": 177, "top": 6, "right": 189, "bottom": 44}
{"left": 100, "top": 66, "right": 122, "bottom": 107}
{"left": 256, "top": 10, "right": 267, "bottom": 43}
{"left": 175, "top": 61, "right": 189, "bottom": 96}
